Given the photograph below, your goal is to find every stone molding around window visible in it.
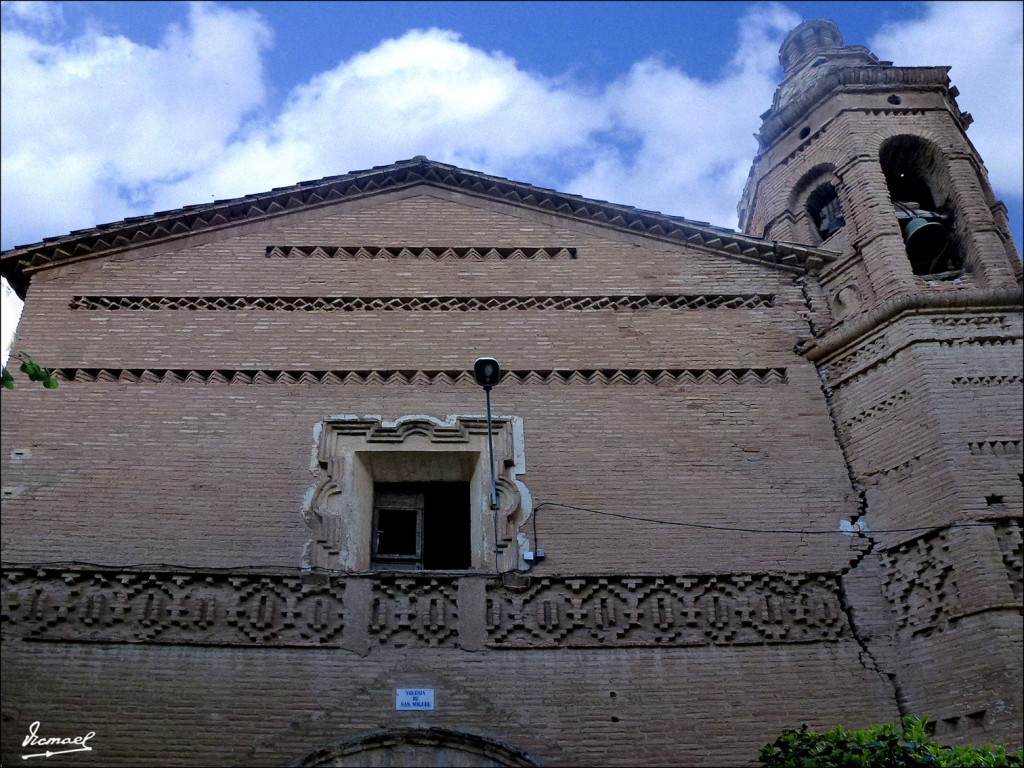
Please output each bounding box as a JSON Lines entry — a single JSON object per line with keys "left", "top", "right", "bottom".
{"left": 303, "top": 415, "right": 533, "bottom": 573}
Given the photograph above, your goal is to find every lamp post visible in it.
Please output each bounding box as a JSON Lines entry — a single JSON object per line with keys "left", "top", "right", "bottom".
{"left": 473, "top": 357, "right": 501, "bottom": 512}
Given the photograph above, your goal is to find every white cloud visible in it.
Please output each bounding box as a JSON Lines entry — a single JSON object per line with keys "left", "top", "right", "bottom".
{"left": 566, "top": 3, "right": 801, "bottom": 226}
{"left": 4, "top": 1, "right": 1020, "bottom": 364}
{"left": 150, "top": 4, "right": 802, "bottom": 231}
{"left": 1, "top": 1, "right": 272, "bottom": 247}
{"left": 869, "top": 0, "right": 1023, "bottom": 198}
{"left": 0, "top": 0, "right": 65, "bottom": 32}
{"left": 2, "top": 1, "right": 1020, "bottom": 268}
{"left": 147, "top": 27, "right": 609, "bottom": 212}
{"left": 1, "top": 277, "right": 22, "bottom": 366}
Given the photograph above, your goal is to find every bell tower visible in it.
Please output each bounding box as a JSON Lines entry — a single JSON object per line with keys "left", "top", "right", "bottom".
{"left": 739, "top": 18, "right": 1020, "bottom": 313}
{"left": 741, "top": 19, "right": 1023, "bottom": 747}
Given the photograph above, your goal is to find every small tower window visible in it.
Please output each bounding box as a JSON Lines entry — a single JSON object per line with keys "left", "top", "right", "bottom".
{"left": 807, "top": 184, "right": 845, "bottom": 240}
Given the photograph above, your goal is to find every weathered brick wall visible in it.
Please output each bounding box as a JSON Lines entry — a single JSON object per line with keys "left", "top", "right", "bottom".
{"left": 0, "top": 189, "right": 897, "bottom": 766}
{"left": 2, "top": 190, "right": 859, "bottom": 576}
{"left": 819, "top": 314, "right": 1023, "bottom": 745}
{"left": 1, "top": 640, "right": 898, "bottom": 767}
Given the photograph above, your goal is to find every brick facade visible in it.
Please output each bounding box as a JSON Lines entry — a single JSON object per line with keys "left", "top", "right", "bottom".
{"left": 2, "top": 19, "right": 1021, "bottom": 766}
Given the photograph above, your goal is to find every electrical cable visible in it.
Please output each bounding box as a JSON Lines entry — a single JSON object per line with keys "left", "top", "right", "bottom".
{"left": 532, "top": 500, "right": 1017, "bottom": 536}
{"left": 2, "top": 508, "right": 1016, "bottom": 574}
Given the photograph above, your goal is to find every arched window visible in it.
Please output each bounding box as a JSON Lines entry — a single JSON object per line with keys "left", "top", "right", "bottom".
{"left": 789, "top": 165, "right": 845, "bottom": 246}
{"left": 806, "top": 184, "right": 846, "bottom": 240}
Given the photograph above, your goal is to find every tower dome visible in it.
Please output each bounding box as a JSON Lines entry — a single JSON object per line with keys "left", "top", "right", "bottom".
{"left": 779, "top": 19, "right": 843, "bottom": 72}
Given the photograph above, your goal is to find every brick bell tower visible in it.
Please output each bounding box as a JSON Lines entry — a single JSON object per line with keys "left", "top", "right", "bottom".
{"left": 741, "top": 19, "right": 1023, "bottom": 746}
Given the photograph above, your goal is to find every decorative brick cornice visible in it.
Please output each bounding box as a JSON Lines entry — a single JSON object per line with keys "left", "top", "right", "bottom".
{"left": 50, "top": 368, "right": 789, "bottom": 387}
{"left": 0, "top": 567, "right": 849, "bottom": 649}
{"left": 755, "top": 65, "right": 960, "bottom": 151}
{"left": 1, "top": 158, "right": 830, "bottom": 296}
{"left": 69, "top": 293, "right": 776, "bottom": 312}
{"left": 799, "top": 286, "right": 1024, "bottom": 364}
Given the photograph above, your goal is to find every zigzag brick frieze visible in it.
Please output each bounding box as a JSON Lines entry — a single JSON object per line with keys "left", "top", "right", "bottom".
{"left": 69, "top": 294, "right": 775, "bottom": 312}
{"left": 1, "top": 568, "right": 848, "bottom": 649}
{"left": 266, "top": 245, "right": 577, "bottom": 260}
{"left": 938, "top": 338, "right": 1021, "bottom": 350}
{"left": 858, "top": 454, "right": 923, "bottom": 486}
{"left": 824, "top": 336, "right": 890, "bottom": 383}
{"left": 49, "top": 367, "right": 789, "bottom": 386}
{"left": 829, "top": 338, "right": 1023, "bottom": 390}
{"left": 841, "top": 390, "right": 910, "bottom": 431}
{"left": 966, "top": 440, "right": 1022, "bottom": 456}
{"left": 485, "top": 573, "right": 849, "bottom": 647}
{"left": 929, "top": 315, "right": 1009, "bottom": 331}
{"left": 951, "top": 375, "right": 1023, "bottom": 388}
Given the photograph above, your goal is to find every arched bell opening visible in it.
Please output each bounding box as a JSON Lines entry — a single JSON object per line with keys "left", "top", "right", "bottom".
{"left": 880, "top": 136, "right": 964, "bottom": 280}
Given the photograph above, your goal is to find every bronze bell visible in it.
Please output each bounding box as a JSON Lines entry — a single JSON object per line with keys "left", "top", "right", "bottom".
{"left": 903, "top": 215, "right": 948, "bottom": 273}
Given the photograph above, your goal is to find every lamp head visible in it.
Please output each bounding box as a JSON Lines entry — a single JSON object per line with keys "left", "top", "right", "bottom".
{"left": 473, "top": 357, "right": 501, "bottom": 389}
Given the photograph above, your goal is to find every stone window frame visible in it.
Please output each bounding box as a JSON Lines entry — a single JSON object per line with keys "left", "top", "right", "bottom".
{"left": 302, "top": 414, "right": 533, "bottom": 573}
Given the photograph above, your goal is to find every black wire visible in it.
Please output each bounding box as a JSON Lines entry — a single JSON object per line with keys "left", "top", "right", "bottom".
{"left": 0, "top": 561, "right": 346, "bottom": 574}
{"left": 2, "top": 509, "right": 1016, "bottom": 575}
{"left": 533, "top": 501, "right": 1017, "bottom": 535}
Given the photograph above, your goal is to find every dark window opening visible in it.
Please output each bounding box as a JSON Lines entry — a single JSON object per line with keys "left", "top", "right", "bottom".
{"left": 886, "top": 169, "right": 936, "bottom": 211}
{"left": 807, "top": 184, "right": 845, "bottom": 240}
{"left": 376, "top": 507, "right": 421, "bottom": 557}
{"left": 372, "top": 482, "right": 471, "bottom": 570}
{"left": 985, "top": 494, "right": 1005, "bottom": 506}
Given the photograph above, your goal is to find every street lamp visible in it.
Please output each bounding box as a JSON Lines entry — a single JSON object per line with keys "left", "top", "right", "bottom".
{"left": 473, "top": 357, "right": 501, "bottom": 512}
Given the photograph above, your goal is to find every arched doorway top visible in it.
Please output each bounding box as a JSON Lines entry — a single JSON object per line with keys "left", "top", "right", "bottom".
{"left": 295, "top": 726, "right": 540, "bottom": 767}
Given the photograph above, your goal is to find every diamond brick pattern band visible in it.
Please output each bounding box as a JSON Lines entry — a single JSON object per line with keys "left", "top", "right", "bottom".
{"left": 1, "top": 568, "right": 848, "bottom": 649}
{"left": 69, "top": 294, "right": 775, "bottom": 312}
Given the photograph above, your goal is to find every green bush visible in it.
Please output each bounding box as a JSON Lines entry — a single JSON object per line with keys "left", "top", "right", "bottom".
{"left": 759, "top": 716, "right": 1023, "bottom": 767}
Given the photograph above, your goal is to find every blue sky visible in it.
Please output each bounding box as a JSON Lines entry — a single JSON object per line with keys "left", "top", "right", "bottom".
{"left": 2, "top": 1, "right": 1022, "bottom": 349}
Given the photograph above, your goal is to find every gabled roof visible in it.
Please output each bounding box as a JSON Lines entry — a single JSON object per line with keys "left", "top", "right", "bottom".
{"left": 1, "top": 156, "right": 831, "bottom": 296}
